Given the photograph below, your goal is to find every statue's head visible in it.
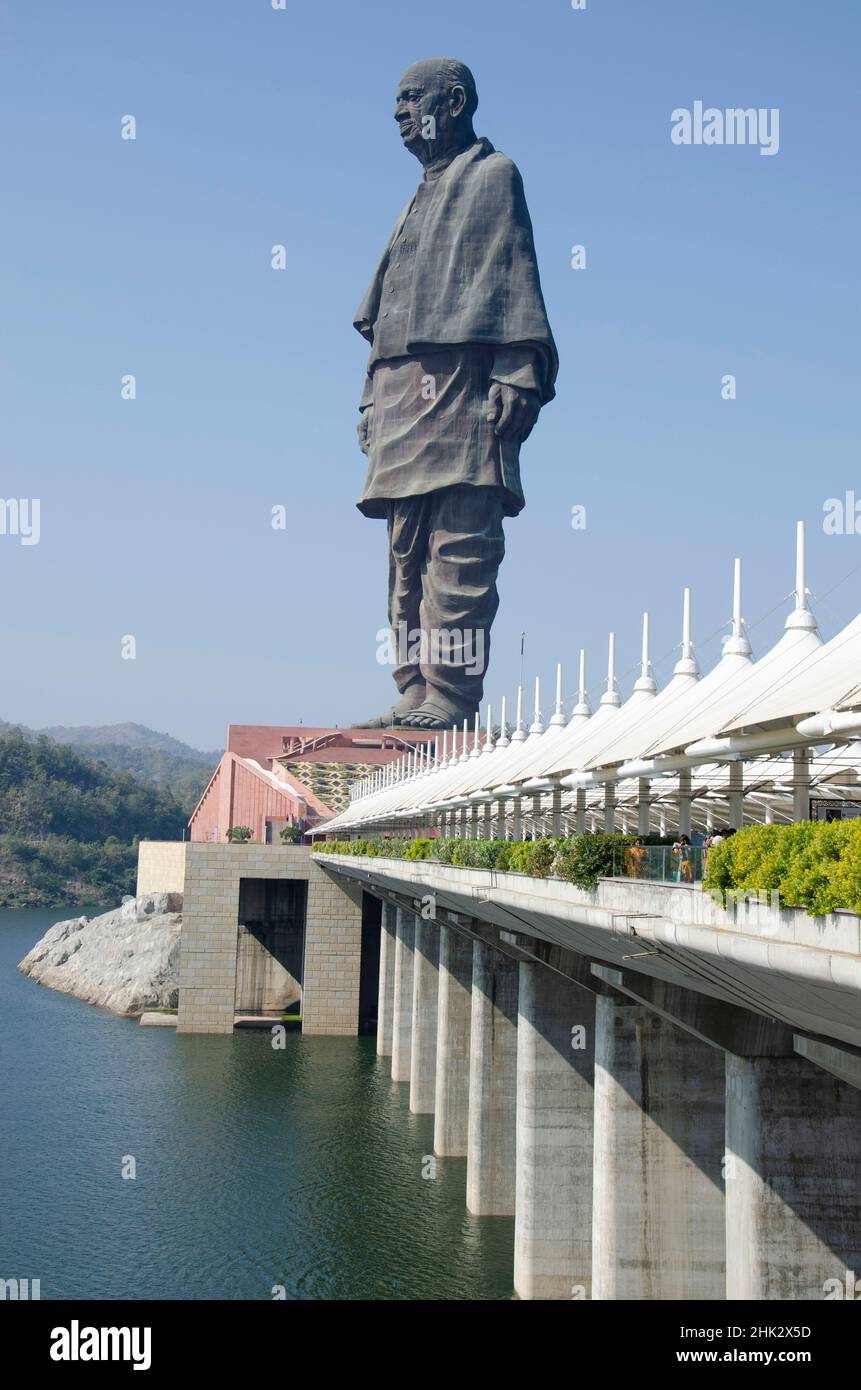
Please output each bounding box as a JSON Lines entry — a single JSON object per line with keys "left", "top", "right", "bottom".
{"left": 394, "top": 58, "right": 478, "bottom": 164}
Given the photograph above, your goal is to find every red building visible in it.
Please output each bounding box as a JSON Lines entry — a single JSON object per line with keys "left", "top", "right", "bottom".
{"left": 188, "top": 725, "right": 438, "bottom": 844}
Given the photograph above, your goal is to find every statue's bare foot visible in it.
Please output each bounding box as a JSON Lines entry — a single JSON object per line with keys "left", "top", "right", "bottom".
{"left": 399, "top": 697, "right": 478, "bottom": 731}
{"left": 352, "top": 683, "right": 426, "bottom": 729}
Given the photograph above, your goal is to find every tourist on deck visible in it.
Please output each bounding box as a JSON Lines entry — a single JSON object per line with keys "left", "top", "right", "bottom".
{"left": 672, "top": 833, "right": 694, "bottom": 883}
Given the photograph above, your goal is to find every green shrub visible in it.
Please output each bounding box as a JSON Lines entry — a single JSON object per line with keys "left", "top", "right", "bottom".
{"left": 470, "top": 839, "right": 508, "bottom": 869}
{"left": 506, "top": 839, "right": 557, "bottom": 877}
{"left": 432, "top": 839, "right": 456, "bottom": 864}
{"left": 704, "top": 820, "right": 861, "bottom": 917}
{"left": 449, "top": 839, "right": 475, "bottom": 867}
{"left": 494, "top": 842, "right": 513, "bottom": 872}
{"left": 555, "top": 833, "right": 632, "bottom": 891}
{"left": 404, "top": 838, "right": 432, "bottom": 861}
{"left": 312, "top": 825, "right": 861, "bottom": 918}
{"left": 827, "top": 819, "right": 861, "bottom": 912}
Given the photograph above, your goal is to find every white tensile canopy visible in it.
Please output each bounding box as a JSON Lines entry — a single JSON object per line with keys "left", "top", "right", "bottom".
{"left": 321, "top": 523, "right": 861, "bottom": 835}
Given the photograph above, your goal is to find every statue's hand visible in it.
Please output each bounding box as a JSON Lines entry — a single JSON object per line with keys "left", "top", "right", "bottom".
{"left": 486, "top": 382, "right": 540, "bottom": 442}
{"left": 357, "top": 405, "right": 374, "bottom": 456}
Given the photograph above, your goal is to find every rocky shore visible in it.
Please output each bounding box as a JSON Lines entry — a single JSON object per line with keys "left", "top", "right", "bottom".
{"left": 18, "top": 892, "right": 183, "bottom": 1017}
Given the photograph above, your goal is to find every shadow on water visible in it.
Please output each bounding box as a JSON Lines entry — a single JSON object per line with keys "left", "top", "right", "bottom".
{"left": 0, "top": 909, "right": 514, "bottom": 1299}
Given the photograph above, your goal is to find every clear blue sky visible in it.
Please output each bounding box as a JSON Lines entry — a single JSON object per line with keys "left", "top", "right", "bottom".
{"left": 2, "top": 0, "right": 859, "bottom": 749}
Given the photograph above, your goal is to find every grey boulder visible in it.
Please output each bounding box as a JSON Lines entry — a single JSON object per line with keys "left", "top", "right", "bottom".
{"left": 18, "top": 892, "right": 183, "bottom": 1017}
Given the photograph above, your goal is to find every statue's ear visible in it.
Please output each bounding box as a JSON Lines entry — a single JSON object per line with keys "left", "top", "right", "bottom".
{"left": 449, "top": 84, "right": 467, "bottom": 119}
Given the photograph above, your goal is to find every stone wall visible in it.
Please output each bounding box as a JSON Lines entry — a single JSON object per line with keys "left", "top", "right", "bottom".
{"left": 136, "top": 840, "right": 187, "bottom": 896}
{"left": 177, "top": 844, "right": 363, "bottom": 1035}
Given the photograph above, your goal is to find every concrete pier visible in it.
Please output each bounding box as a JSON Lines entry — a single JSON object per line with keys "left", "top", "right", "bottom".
{"left": 308, "top": 848, "right": 861, "bottom": 1304}
{"left": 466, "top": 943, "right": 518, "bottom": 1216}
{"left": 391, "top": 907, "right": 416, "bottom": 1084}
{"left": 725, "top": 1053, "right": 861, "bottom": 1299}
{"left": 410, "top": 919, "right": 440, "bottom": 1114}
{"left": 434, "top": 926, "right": 473, "bottom": 1156}
{"left": 592, "top": 997, "right": 725, "bottom": 1299}
{"left": 514, "top": 964, "right": 595, "bottom": 1299}
{"left": 376, "top": 901, "right": 397, "bottom": 1058}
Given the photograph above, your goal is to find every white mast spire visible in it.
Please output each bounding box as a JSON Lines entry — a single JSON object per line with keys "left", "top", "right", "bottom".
{"left": 571, "top": 648, "right": 590, "bottom": 721}
{"left": 512, "top": 684, "right": 527, "bottom": 742}
{"left": 496, "top": 694, "right": 510, "bottom": 748}
{"left": 786, "top": 519, "right": 818, "bottom": 633}
{"left": 724, "top": 559, "right": 752, "bottom": 655}
{"left": 549, "top": 662, "right": 566, "bottom": 727}
{"left": 634, "top": 611, "right": 657, "bottom": 694}
{"left": 483, "top": 703, "right": 495, "bottom": 753}
{"left": 600, "top": 632, "right": 621, "bottom": 707}
{"left": 528, "top": 675, "right": 544, "bottom": 735}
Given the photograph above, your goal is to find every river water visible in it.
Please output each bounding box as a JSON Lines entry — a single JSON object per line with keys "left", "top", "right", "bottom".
{"left": 0, "top": 908, "right": 514, "bottom": 1300}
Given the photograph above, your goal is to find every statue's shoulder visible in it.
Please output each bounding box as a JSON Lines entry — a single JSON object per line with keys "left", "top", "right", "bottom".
{"left": 470, "top": 142, "right": 523, "bottom": 190}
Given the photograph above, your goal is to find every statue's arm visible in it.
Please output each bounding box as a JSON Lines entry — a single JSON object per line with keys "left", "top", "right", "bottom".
{"left": 491, "top": 345, "right": 542, "bottom": 394}
{"left": 357, "top": 371, "right": 374, "bottom": 456}
{"left": 487, "top": 346, "right": 542, "bottom": 442}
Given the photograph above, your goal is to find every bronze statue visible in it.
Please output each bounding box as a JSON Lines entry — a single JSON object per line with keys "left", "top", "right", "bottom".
{"left": 353, "top": 58, "right": 557, "bottom": 731}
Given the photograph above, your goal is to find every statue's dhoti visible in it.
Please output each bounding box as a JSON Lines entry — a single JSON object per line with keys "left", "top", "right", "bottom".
{"left": 385, "top": 484, "right": 504, "bottom": 714}
{"left": 358, "top": 347, "right": 520, "bottom": 716}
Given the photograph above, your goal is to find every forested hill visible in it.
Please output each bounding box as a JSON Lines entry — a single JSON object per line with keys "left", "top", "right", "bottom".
{"left": 0, "top": 720, "right": 219, "bottom": 816}
{"left": 39, "top": 721, "right": 217, "bottom": 760}
{"left": 0, "top": 729, "right": 195, "bottom": 909}
{"left": 0, "top": 731, "right": 187, "bottom": 841}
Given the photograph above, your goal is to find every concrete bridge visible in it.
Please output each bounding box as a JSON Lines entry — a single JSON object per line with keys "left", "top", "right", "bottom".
{"left": 316, "top": 850, "right": 861, "bottom": 1302}
{"left": 152, "top": 838, "right": 861, "bottom": 1300}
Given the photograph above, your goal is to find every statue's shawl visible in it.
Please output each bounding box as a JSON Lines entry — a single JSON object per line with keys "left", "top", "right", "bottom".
{"left": 354, "top": 138, "right": 558, "bottom": 403}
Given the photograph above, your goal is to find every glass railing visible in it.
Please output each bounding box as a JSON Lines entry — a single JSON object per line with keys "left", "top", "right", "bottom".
{"left": 611, "top": 845, "right": 705, "bottom": 884}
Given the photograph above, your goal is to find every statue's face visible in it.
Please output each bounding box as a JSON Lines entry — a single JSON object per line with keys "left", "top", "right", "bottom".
{"left": 394, "top": 62, "right": 464, "bottom": 159}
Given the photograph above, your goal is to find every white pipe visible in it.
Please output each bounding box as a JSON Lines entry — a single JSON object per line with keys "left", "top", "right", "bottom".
{"left": 795, "top": 709, "right": 861, "bottom": 740}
